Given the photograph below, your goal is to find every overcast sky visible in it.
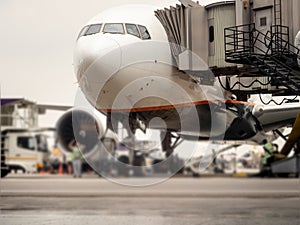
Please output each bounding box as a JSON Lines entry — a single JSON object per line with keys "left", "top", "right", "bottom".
{"left": 0, "top": 0, "right": 269, "bottom": 156}
{"left": 0, "top": 0, "right": 182, "bottom": 126}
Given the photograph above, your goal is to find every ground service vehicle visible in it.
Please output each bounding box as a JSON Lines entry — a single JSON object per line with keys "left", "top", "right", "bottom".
{"left": 1, "top": 129, "right": 49, "bottom": 177}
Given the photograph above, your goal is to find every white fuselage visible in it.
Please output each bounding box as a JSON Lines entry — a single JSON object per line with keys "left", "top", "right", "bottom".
{"left": 74, "top": 4, "right": 226, "bottom": 110}
{"left": 73, "top": 4, "right": 239, "bottom": 138}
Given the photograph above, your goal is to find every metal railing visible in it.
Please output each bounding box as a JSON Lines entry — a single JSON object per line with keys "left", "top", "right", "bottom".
{"left": 224, "top": 23, "right": 300, "bottom": 94}
{"left": 224, "top": 24, "right": 255, "bottom": 60}
{"left": 225, "top": 24, "right": 300, "bottom": 61}
{"left": 271, "top": 25, "right": 300, "bottom": 59}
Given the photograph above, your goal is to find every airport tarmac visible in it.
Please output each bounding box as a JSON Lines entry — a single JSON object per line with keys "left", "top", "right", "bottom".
{"left": 0, "top": 175, "right": 299, "bottom": 225}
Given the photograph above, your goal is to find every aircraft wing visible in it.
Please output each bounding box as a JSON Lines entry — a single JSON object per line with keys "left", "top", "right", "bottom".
{"left": 253, "top": 103, "right": 300, "bottom": 132}
{"left": 37, "top": 104, "right": 72, "bottom": 114}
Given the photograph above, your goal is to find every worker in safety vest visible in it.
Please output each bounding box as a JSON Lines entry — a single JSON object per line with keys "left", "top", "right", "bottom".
{"left": 262, "top": 140, "right": 275, "bottom": 166}
{"left": 49, "top": 146, "right": 63, "bottom": 174}
{"left": 65, "top": 151, "right": 73, "bottom": 175}
{"left": 68, "top": 139, "right": 84, "bottom": 178}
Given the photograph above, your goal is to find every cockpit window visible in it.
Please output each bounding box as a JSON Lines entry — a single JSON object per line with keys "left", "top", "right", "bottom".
{"left": 103, "top": 23, "right": 124, "bottom": 34}
{"left": 77, "top": 24, "right": 102, "bottom": 40}
{"left": 77, "top": 23, "right": 151, "bottom": 40}
{"left": 138, "top": 25, "right": 151, "bottom": 40}
{"left": 85, "top": 24, "right": 102, "bottom": 36}
{"left": 125, "top": 24, "right": 140, "bottom": 38}
{"left": 77, "top": 25, "right": 89, "bottom": 40}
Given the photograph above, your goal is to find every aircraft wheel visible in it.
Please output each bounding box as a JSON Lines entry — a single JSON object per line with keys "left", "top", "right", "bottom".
{"left": 192, "top": 172, "right": 200, "bottom": 178}
{"left": 1, "top": 169, "right": 9, "bottom": 178}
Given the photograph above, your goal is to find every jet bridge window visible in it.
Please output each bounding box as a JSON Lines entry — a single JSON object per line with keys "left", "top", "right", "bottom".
{"left": 125, "top": 24, "right": 140, "bottom": 38}
{"left": 209, "top": 26, "right": 214, "bottom": 43}
{"left": 103, "top": 23, "right": 124, "bottom": 34}
{"left": 138, "top": 25, "right": 151, "bottom": 40}
{"left": 260, "top": 17, "right": 267, "bottom": 26}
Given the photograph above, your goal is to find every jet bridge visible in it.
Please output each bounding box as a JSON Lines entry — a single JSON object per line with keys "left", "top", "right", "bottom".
{"left": 155, "top": 0, "right": 213, "bottom": 83}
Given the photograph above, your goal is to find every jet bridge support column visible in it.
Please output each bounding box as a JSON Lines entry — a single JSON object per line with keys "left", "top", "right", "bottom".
{"left": 270, "top": 113, "right": 300, "bottom": 176}
{"left": 280, "top": 112, "right": 300, "bottom": 156}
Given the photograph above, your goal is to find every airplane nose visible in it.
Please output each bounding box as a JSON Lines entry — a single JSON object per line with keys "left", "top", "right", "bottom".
{"left": 74, "top": 35, "right": 121, "bottom": 83}
{"left": 73, "top": 35, "right": 122, "bottom": 106}
{"left": 74, "top": 35, "right": 122, "bottom": 105}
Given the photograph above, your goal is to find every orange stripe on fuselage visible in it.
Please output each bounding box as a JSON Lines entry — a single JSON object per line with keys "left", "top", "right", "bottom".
{"left": 99, "top": 100, "right": 255, "bottom": 113}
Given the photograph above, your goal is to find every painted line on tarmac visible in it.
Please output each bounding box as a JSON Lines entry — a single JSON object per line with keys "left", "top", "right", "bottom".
{"left": 1, "top": 191, "right": 299, "bottom": 198}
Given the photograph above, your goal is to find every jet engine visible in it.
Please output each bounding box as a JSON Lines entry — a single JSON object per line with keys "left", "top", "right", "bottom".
{"left": 56, "top": 109, "right": 103, "bottom": 156}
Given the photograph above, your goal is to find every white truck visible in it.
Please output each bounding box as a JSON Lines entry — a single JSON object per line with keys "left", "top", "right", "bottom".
{"left": 1, "top": 129, "right": 50, "bottom": 177}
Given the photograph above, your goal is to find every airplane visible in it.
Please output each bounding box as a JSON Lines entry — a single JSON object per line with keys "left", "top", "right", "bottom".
{"left": 55, "top": 1, "right": 300, "bottom": 175}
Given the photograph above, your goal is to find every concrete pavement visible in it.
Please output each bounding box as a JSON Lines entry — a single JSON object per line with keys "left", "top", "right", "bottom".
{"left": 0, "top": 175, "right": 299, "bottom": 225}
